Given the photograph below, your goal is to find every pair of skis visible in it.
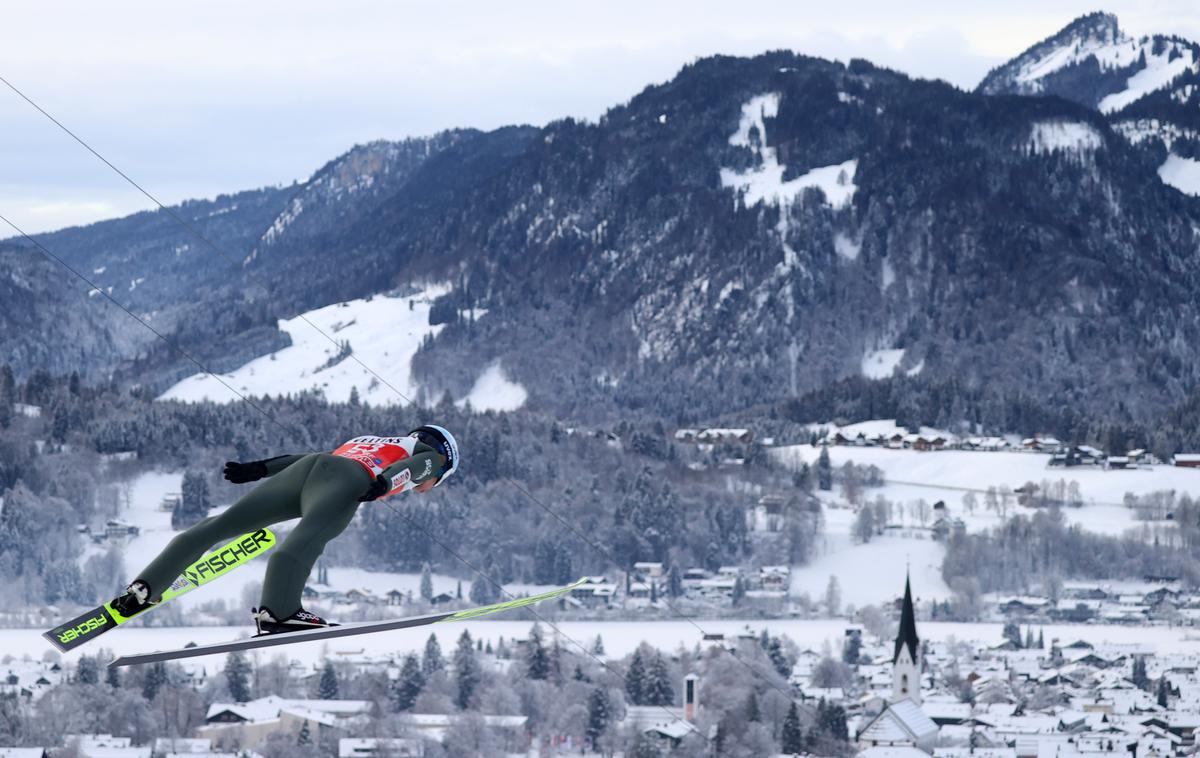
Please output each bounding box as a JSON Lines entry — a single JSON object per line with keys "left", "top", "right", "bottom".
{"left": 43, "top": 529, "right": 583, "bottom": 668}
{"left": 44, "top": 528, "right": 279, "bottom": 654}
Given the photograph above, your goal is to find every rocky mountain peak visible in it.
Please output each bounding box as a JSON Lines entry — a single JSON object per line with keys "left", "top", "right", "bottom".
{"left": 977, "top": 11, "right": 1198, "bottom": 114}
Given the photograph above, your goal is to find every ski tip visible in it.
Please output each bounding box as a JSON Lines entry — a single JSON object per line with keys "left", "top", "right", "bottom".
{"left": 40, "top": 630, "right": 67, "bottom": 654}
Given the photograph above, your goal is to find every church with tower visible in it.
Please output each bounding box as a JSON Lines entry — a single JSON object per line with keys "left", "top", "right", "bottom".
{"left": 856, "top": 573, "right": 939, "bottom": 753}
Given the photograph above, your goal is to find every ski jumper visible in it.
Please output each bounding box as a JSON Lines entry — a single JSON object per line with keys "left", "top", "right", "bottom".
{"left": 134, "top": 435, "right": 446, "bottom": 618}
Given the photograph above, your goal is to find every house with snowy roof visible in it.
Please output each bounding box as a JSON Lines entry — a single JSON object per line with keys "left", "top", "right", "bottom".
{"left": 857, "top": 701, "right": 939, "bottom": 752}
{"left": 0, "top": 660, "right": 60, "bottom": 702}
{"left": 621, "top": 673, "right": 704, "bottom": 750}
{"left": 673, "top": 428, "right": 700, "bottom": 442}
{"left": 567, "top": 576, "right": 617, "bottom": 608}
{"left": 197, "top": 695, "right": 372, "bottom": 749}
{"left": 696, "top": 427, "right": 753, "bottom": 444}
{"left": 1021, "top": 437, "right": 1061, "bottom": 452}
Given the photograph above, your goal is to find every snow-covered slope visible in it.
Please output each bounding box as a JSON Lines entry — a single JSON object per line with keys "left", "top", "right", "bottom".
{"left": 719, "top": 93, "right": 858, "bottom": 220}
{"left": 159, "top": 285, "right": 450, "bottom": 406}
{"left": 978, "top": 12, "right": 1199, "bottom": 115}
{"left": 1028, "top": 121, "right": 1104, "bottom": 154}
{"left": 1157, "top": 154, "right": 1200, "bottom": 195}
{"left": 790, "top": 504, "right": 952, "bottom": 608}
{"left": 772, "top": 435, "right": 1200, "bottom": 540}
{"left": 456, "top": 361, "right": 528, "bottom": 412}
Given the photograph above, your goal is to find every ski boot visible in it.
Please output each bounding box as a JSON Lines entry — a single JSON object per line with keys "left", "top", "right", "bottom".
{"left": 111, "top": 580, "right": 158, "bottom": 618}
{"left": 252, "top": 606, "right": 339, "bottom": 636}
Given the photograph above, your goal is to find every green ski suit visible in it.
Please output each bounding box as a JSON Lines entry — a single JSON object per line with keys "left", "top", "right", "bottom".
{"left": 135, "top": 438, "right": 445, "bottom": 618}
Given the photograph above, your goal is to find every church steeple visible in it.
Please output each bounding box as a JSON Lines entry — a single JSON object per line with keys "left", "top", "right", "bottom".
{"left": 893, "top": 573, "right": 919, "bottom": 665}
{"left": 892, "top": 572, "right": 921, "bottom": 704}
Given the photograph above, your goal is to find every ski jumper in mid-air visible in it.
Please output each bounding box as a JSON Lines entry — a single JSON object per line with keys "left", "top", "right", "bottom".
{"left": 111, "top": 425, "right": 459, "bottom": 635}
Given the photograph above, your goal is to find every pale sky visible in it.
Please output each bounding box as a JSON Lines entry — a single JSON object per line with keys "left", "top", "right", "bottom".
{"left": 2, "top": 1, "right": 1198, "bottom": 234}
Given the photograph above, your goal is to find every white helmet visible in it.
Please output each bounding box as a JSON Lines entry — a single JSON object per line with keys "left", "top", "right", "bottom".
{"left": 409, "top": 425, "right": 459, "bottom": 486}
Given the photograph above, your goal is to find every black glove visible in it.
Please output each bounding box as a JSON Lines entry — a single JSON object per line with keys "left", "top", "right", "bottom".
{"left": 223, "top": 460, "right": 269, "bottom": 484}
{"left": 358, "top": 474, "right": 390, "bottom": 502}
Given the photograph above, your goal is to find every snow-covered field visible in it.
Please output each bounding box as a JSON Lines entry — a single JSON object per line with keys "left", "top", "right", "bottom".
{"left": 160, "top": 284, "right": 439, "bottom": 407}
{"left": 769, "top": 428, "right": 1200, "bottom": 607}
{"left": 772, "top": 439, "right": 1200, "bottom": 527}
{"left": 790, "top": 505, "right": 951, "bottom": 608}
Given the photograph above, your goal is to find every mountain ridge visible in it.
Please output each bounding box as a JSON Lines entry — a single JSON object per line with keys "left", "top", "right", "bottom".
{"left": 4, "top": 38, "right": 1200, "bottom": 430}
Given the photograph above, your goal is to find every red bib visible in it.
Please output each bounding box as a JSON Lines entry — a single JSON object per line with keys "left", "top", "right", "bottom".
{"left": 331, "top": 436, "right": 419, "bottom": 495}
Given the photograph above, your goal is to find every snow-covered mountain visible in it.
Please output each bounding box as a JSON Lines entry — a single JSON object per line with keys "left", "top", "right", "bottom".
{"left": 978, "top": 12, "right": 1200, "bottom": 198}
{"left": 7, "top": 36, "right": 1200, "bottom": 429}
{"left": 977, "top": 12, "right": 1199, "bottom": 114}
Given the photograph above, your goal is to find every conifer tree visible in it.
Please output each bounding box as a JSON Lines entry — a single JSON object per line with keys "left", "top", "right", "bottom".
{"left": 175, "top": 471, "right": 211, "bottom": 529}
{"left": 781, "top": 702, "right": 804, "bottom": 754}
{"left": 76, "top": 655, "right": 98, "bottom": 685}
{"left": 225, "top": 649, "right": 251, "bottom": 703}
{"left": 843, "top": 634, "right": 861, "bottom": 665}
{"left": 1132, "top": 656, "right": 1149, "bottom": 690}
{"left": 585, "top": 686, "right": 611, "bottom": 751}
{"left": 643, "top": 652, "right": 674, "bottom": 706}
{"left": 817, "top": 447, "right": 833, "bottom": 490}
{"left": 625, "top": 648, "right": 646, "bottom": 705}
{"left": 527, "top": 624, "right": 550, "bottom": 680}
{"left": 592, "top": 635, "right": 606, "bottom": 656}
{"left": 454, "top": 630, "right": 479, "bottom": 709}
{"left": 423, "top": 633, "right": 445, "bottom": 676}
{"left": 297, "top": 719, "right": 312, "bottom": 745}
{"left": 1002, "top": 621, "right": 1022, "bottom": 648}
{"left": 469, "top": 561, "right": 499, "bottom": 604}
{"left": 818, "top": 699, "right": 849, "bottom": 741}
{"left": 318, "top": 660, "right": 339, "bottom": 700}
{"left": 549, "top": 639, "right": 564, "bottom": 685}
{"left": 142, "top": 662, "right": 167, "bottom": 701}
{"left": 1158, "top": 675, "right": 1171, "bottom": 708}
{"left": 767, "top": 637, "right": 791, "bottom": 678}
{"left": 105, "top": 663, "right": 120, "bottom": 689}
{"left": 393, "top": 654, "right": 424, "bottom": 712}
{"left": 554, "top": 544, "right": 573, "bottom": 584}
